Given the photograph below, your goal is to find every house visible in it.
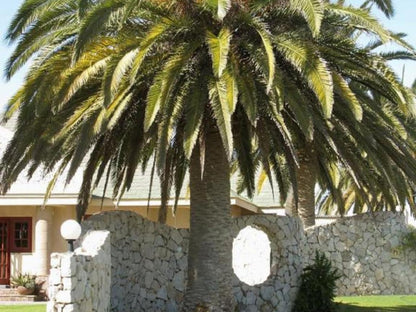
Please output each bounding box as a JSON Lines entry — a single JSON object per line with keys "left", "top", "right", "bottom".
{"left": 0, "top": 124, "right": 283, "bottom": 286}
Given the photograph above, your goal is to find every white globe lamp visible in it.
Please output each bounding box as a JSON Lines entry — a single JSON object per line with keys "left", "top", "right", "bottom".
{"left": 60, "top": 219, "right": 82, "bottom": 252}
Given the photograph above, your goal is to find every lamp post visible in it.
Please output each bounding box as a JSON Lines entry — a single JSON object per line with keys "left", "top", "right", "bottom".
{"left": 60, "top": 219, "right": 81, "bottom": 252}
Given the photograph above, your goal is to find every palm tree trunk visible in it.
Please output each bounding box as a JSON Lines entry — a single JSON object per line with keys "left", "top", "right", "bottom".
{"left": 183, "top": 128, "right": 235, "bottom": 312}
{"left": 285, "top": 146, "right": 317, "bottom": 228}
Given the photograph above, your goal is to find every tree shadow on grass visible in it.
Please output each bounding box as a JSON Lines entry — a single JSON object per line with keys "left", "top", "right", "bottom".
{"left": 336, "top": 303, "right": 416, "bottom": 312}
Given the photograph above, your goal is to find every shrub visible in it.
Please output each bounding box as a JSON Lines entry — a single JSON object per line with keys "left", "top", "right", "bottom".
{"left": 10, "top": 273, "right": 36, "bottom": 289}
{"left": 394, "top": 226, "right": 416, "bottom": 254}
{"left": 293, "top": 251, "right": 341, "bottom": 312}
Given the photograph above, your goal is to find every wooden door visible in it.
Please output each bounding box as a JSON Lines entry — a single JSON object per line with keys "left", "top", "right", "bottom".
{"left": 0, "top": 218, "right": 10, "bottom": 285}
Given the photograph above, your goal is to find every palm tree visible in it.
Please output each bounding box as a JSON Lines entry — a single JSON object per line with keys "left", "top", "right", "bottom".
{"left": 1, "top": 0, "right": 414, "bottom": 309}
{"left": 317, "top": 78, "right": 416, "bottom": 216}
{"left": 0, "top": 1, "right": 325, "bottom": 309}
{"left": 265, "top": 0, "right": 416, "bottom": 227}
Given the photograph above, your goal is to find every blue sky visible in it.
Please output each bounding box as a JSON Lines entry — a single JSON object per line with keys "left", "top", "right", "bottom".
{"left": 0, "top": 0, "right": 415, "bottom": 111}
{"left": 1, "top": 1, "right": 27, "bottom": 112}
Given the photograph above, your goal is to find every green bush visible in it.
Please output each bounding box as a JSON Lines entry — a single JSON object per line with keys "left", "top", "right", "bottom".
{"left": 293, "top": 251, "right": 341, "bottom": 312}
{"left": 394, "top": 226, "right": 416, "bottom": 254}
{"left": 10, "top": 273, "right": 36, "bottom": 289}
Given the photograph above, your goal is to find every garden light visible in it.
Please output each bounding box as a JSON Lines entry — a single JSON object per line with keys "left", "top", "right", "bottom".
{"left": 60, "top": 219, "right": 81, "bottom": 252}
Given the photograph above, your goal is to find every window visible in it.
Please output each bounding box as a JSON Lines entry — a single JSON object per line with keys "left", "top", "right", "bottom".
{"left": 10, "top": 218, "right": 32, "bottom": 253}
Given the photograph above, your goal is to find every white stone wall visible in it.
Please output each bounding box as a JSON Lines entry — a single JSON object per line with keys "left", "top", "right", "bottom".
{"left": 79, "top": 211, "right": 303, "bottom": 312}
{"left": 82, "top": 211, "right": 189, "bottom": 312}
{"left": 48, "top": 211, "right": 416, "bottom": 311}
{"left": 47, "top": 230, "right": 111, "bottom": 312}
{"left": 303, "top": 212, "right": 416, "bottom": 296}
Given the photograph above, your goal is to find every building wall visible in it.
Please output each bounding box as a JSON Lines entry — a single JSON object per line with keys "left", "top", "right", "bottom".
{"left": 50, "top": 206, "right": 77, "bottom": 254}
{"left": 0, "top": 204, "right": 190, "bottom": 280}
{"left": 86, "top": 204, "right": 253, "bottom": 229}
{"left": 0, "top": 205, "right": 78, "bottom": 278}
{"left": 86, "top": 205, "right": 191, "bottom": 229}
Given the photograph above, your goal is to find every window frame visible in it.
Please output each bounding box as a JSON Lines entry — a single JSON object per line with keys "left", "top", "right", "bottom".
{"left": 9, "top": 217, "right": 32, "bottom": 253}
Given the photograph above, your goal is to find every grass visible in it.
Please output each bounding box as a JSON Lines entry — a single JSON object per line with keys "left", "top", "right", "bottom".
{"left": 0, "top": 304, "right": 46, "bottom": 312}
{"left": 335, "top": 295, "right": 416, "bottom": 311}
{"left": 0, "top": 297, "right": 415, "bottom": 312}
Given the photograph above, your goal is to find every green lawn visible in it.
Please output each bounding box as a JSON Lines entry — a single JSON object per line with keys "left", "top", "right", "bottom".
{"left": 0, "top": 304, "right": 46, "bottom": 312}
{"left": 0, "top": 297, "right": 416, "bottom": 312}
{"left": 335, "top": 295, "right": 416, "bottom": 311}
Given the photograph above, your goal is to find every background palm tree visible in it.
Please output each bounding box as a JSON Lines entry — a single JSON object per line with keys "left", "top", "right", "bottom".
{"left": 307, "top": 2, "right": 416, "bottom": 224}
{"left": 253, "top": 0, "right": 416, "bottom": 227}
{"left": 317, "top": 77, "right": 416, "bottom": 216}
{"left": 1, "top": 0, "right": 415, "bottom": 309}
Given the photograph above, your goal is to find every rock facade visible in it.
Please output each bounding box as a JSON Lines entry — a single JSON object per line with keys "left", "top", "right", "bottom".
{"left": 47, "top": 230, "right": 111, "bottom": 312}
{"left": 82, "top": 211, "right": 189, "bottom": 312}
{"left": 74, "top": 211, "right": 301, "bottom": 312}
{"left": 303, "top": 212, "right": 416, "bottom": 295}
{"left": 48, "top": 211, "right": 416, "bottom": 312}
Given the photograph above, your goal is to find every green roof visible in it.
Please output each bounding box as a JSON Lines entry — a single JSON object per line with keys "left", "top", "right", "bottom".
{"left": 92, "top": 166, "right": 282, "bottom": 208}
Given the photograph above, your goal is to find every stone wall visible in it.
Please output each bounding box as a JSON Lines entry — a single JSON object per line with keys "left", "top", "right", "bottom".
{"left": 80, "top": 211, "right": 303, "bottom": 312}
{"left": 82, "top": 211, "right": 189, "bottom": 312}
{"left": 303, "top": 212, "right": 416, "bottom": 296}
{"left": 47, "top": 230, "right": 111, "bottom": 312}
{"left": 48, "top": 210, "right": 416, "bottom": 312}
{"left": 231, "top": 216, "right": 303, "bottom": 312}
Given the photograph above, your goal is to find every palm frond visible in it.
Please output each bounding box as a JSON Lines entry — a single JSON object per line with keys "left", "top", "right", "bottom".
{"left": 206, "top": 28, "right": 231, "bottom": 78}
{"left": 289, "top": 0, "right": 323, "bottom": 37}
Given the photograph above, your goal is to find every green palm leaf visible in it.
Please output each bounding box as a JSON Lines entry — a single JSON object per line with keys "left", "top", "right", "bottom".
{"left": 74, "top": 0, "right": 124, "bottom": 61}
{"left": 327, "top": 4, "right": 391, "bottom": 43}
{"left": 332, "top": 73, "right": 363, "bottom": 121}
{"left": 236, "top": 68, "right": 257, "bottom": 125}
{"left": 130, "top": 21, "right": 171, "bottom": 82}
{"left": 102, "top": 48, "right": 139, "bottom": 106}
{"left": 63, "top": 57, "right": 110, "bottom": 104}
{"left": 203, "top": 0, "right": 231, "bottom": 20}
{"left": 144, "top": 45, "right": 195, "bottom": 132}
{"left": 209, "top": 77, "right": 233, "bottom": 160}
{"left": 275, "top": 35, "right": 334, "bottom": 118}
{"left": 253, "top": 19, "right": 275, "bottom": 93}
{"left": 206, "top": 28, "right": 231, "bottom": 78}
{"left": 183, "top": 82, "right": 206, "bottom": 160}
{"left": 290, "top": 0, "right": 323, "bottom": 37}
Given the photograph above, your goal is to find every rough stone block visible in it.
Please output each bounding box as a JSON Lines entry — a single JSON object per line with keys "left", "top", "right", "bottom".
{"left": 61, "top": 256, "right": 76, "bottom": 277}
{"left": 51, "top": 254, "right": 61, "bottom": 268}
{"left": 172, "top": 271, "right": 185, "bottom": 291}
{"left": 56, "top": 290, "right": 72, "bottom": 304}
{"left": 62, "top": 304, "right": 75, "bottom": 312}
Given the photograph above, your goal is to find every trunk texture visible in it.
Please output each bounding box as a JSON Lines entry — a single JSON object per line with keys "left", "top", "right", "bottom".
{"left": 182, "top": 128, "right": 235, "bottom": 312}
{"left": 285, "top": 147, "right": 317, "bottom": 228}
